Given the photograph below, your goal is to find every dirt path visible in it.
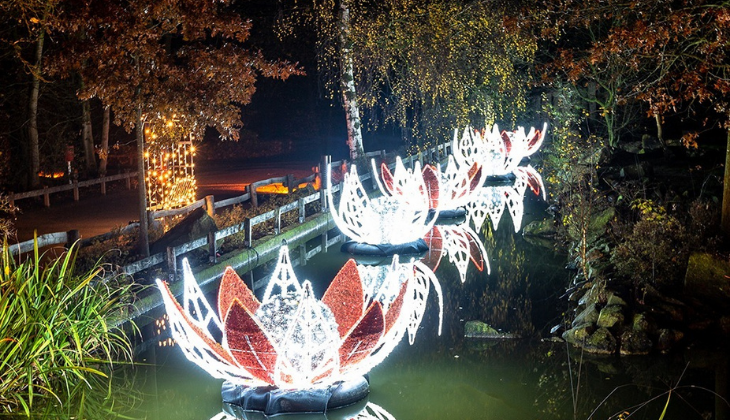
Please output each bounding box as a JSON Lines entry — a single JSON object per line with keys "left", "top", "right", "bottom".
{"left": 12, "top": 158, "right": 316, "bottom": 243}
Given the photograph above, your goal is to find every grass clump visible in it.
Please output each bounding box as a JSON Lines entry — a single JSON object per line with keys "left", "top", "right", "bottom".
{"left": 0, "top": 240, "right": 136, "bottom": 416}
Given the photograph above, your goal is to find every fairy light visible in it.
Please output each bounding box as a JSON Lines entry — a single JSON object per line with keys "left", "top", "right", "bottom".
{"left": 155, "top": 246, "right": 439, "bottom": 389}
{"left": 144, "top": 123, "right": 197, "bottom": 211}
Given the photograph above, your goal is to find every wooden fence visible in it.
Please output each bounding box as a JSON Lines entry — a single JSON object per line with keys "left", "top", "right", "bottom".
{"left": 7, "top": 143, "right": 451, "bottom": 282}
{"left": 9, "top": 171, "right": 136, "bottom": 208}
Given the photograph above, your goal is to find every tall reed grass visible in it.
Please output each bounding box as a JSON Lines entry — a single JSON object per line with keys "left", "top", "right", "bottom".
{"left": 0, "top": 240, "right": 136, "bottom": 416}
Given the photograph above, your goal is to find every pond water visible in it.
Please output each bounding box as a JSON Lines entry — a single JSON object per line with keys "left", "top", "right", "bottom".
{"left": 124, "top": 214, "right": 730, "bottom": 420}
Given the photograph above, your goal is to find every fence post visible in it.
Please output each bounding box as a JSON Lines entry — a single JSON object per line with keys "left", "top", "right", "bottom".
{"left": 65, "top": 229, "right": 80, "bottom": 248}
{"left": 101, "top": 179, "right": 107, "bottom": 195}
{"left": 73, "top": 180, "right": 79, "bottom": 201}
{"left": 208, "top": 231, "right": 217, "bottom": 263}
{"left": 285, "top": 174, "right": 295, "bottom": 194}
{"left": 204, "top": 195, "right": 215, "bottom": 217}
{"left": 9, "top": 193, "right": 14, "bottom": 210}
{"left": 299, "top": 243, "right": 307, "bottom": 266}
{"left": 166, "top": 246, "right": 177, "bottom": 282}
{"left": 320, "top": 155, "right": 331, "bottom": 212}
{"left": 321, "top": 230, "right": 328, "bottom": 251}
{"left": 244, "top": 218, "right": 252, "bottom": 247}
{"left": 125, "top": 170, "right": 131, "bottom": 189}
{"left": 298, "top": 198, "right": 305, "bottom": 223}
{"left": 249, "top": 183, "right": 258, "bottom": 208}
{"left": 275, "top": 207, "right": 281, "bottom": 235}
{"left": 43, "top": 186, "right": 50, "bottom": 207}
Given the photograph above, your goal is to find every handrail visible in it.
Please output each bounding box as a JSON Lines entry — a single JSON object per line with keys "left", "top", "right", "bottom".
{"left": 9, "top": 171, "right": 136, "bottom": 207}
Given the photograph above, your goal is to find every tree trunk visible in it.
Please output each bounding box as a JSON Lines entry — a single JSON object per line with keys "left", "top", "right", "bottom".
{"left": 654, "top": 113, "right": 664, "bottom": 145}
{"left": 722, "top": 130, "right": 730, "bottom": 237}
{"left": 136, "top": 107, "right": 150, "bottom": 256}
{"left": 99, "top": 105, "right": 110, "bottom": 176}
{"left": 28, "top": 32, "right": 44, "bottom": 188}
{"left": 81, "top": 99, "right": 96, "bottom": 173}
{"left": 338, "top": 0, "right": 364, "bottom": 160}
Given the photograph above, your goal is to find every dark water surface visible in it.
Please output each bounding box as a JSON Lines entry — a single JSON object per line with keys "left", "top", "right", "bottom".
{"left": 126, "top": 221, "right": 729, "bottom": 420}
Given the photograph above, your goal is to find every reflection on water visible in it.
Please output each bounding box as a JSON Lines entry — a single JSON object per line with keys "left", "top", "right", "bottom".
{"left": 121, "top": 229, "right": 729, "bottom": 420}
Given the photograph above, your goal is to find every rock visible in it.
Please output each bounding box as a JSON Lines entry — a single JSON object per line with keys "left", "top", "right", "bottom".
{"left": 523, "top": 218, "right": 556, "bottom": 237}
{"left": 606, "top": 293, "right": 627, "bottom": 307}
{"left": 632, "top": 313, "right": 656, "bottom": 334}
{"left": 656, "top": 329, "right": 684, "bottom": 353}
{"left": 150, "top": 207, "right": 218, "bottom": 255}
{"left": 464, "top": 320, "right": 518, "bottom": 339}
{"left": 619, "top": 141, "right": 643, "bottom": 154}
{"left": 572, "top": 303, "right": 599, "bottom": 328}
{"left": 578, "top": 283, "right": 604, "bottom": 307}
{"left": 620, "top": 161, "right": 653, "bottom": 179}
{"left": 562, "top": 324, "right": 594, "bottom": 346}
{"left": 587, "top": 207, "right": 616, "bottom": 243}
{"left": 584, "top": 328, "right": 617, "bottom": 355}
{"left": 684, "top": 252, "right": 730, "bottom": 311}
{"left": 597, "top": 305, "right": 625, "bottom": 328}
{"left": 620, "top": 330, "right": 653, "bottom": 355}
{"left": 641, "top": 134, "right": 663, "bottom": 151}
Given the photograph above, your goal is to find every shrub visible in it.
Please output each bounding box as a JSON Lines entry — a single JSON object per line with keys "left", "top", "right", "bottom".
{"left": 0, "top": 241, "right": 136, "bottom": 415}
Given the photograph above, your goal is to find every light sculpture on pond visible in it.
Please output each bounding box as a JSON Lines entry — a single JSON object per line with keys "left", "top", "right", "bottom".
{"left": 422, "top": 224, "right": 489, "bottom": 284}
{"left": 328, "top": 161, "right": 436, "bottom": 248}
{"left": 376, "top": 156, "right": 482, "bottom": 215}
{"left": 156, "top": 245, "right": 441, "bottom": 390}
{"left": 464, "top": 165, "right": 546, "bottom": 232}
{"left": 452, "top": 123, "right": 547, "bottom": 177}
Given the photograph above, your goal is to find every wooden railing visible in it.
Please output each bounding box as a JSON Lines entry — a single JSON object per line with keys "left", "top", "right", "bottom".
{"left": 8, "top": 171, "right": 136, "bottom": 208}
{"left": 7, "top": 143, "right": 451, "bottom": 281}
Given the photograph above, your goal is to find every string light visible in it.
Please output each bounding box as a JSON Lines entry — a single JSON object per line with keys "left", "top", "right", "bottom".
{"left": 144, "top": 121, "right": 197, "bottom": 211}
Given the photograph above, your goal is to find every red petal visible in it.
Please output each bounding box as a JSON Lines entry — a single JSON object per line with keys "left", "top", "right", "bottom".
{"left": 322, "top": 259, "right": 364, "bottom": 338}
{"left": 466, "top": 232, "right": 485, "bottom": 272}
{"left": 421, "top": 165, "right": 440, "bottom": 209}
{"left": 501, "top": 130, "right": 512, "bottom": 155}
{"left": 468, "top": 163, "right": 482, "bottom": 193}
{"left": 158, "top": 281, "right": 237, "bottom": 366}
{"left": 384, "top": 280, "right": 409, "bottom": 336}
{"left": 422, "top": 226, "right": 443, "bottom": 271}
{"left": 339, "top": 302, "right": 385, "bottom": 369}
{"left": 380, "top": 162, "right": 395, "bottom": 194}
{"left": 218, "top": 267, "right": 260, "bottom": 322}
{"left": 224, "top": 300, "right": 277, "bottom": 385}
{"left": 528, "top": 129, "right": 542, "bottom": 150}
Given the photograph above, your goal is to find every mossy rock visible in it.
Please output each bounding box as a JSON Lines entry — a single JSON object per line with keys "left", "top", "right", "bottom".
{"left": 523, "top": 218, "right": 556, "bottom": 237}
{"left": 572, "top": 303, "right": 599, "bottom": 327}
{"left": 578, "top": 283, "right": 604, "bottom": 306}
{"left": 597, "top": 305, "right": 625, "bottom": 329}
{"left": 632, "top": 313, "right": 655, "bottom": 334}
{"left": 620, "top": 330, "right": 653, "bottom": 355}
{"left": 584, "top": 328, "right": 616, "bottom": 355}
{"left": 464, "top": 320, "right": 518, "bottom": 339}
{"left": 606, "top": 293, "right": 627, "bottom": 307}
{"left": 684, "top": 252, "right": 730, "bottom": 310}
{"left": 656, "top": 329, "right": 684, "bottom": 353}
{"left": 562, "top": 323, "right": 594, "bottom": 346}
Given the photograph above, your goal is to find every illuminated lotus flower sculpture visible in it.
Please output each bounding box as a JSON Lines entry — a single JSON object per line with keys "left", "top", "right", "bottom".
{"left": 423, "top": 223, "right": 489, "bottom": 284}
{"left": 156, "top": 245, "right": 438, "bottom": 389}
{"left": 465, "top": 165, "right": 546, "bottom": 232}
{"left": 328, "top": 160, "right": 436, "bottom": 247}
{"left": 453, "top": 123, "right": 547, "bottom": 176}
{"left": 376, "top": 156, "right": 482, "bottom": 214}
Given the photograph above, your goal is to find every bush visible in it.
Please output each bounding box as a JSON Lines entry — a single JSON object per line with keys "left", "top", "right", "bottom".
{"left": 0, "top": 241, "right": 136, "bottom": 415}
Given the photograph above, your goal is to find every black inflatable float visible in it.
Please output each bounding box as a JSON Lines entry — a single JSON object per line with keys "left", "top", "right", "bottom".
{"left": 340, "top": 238, "right": 429, "bottom": 258}
{"left": 429, "top": 208, "right": 467, "bottom": 225}
{"left": 221, "top": 375, "right": 369, "bottom": 417}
